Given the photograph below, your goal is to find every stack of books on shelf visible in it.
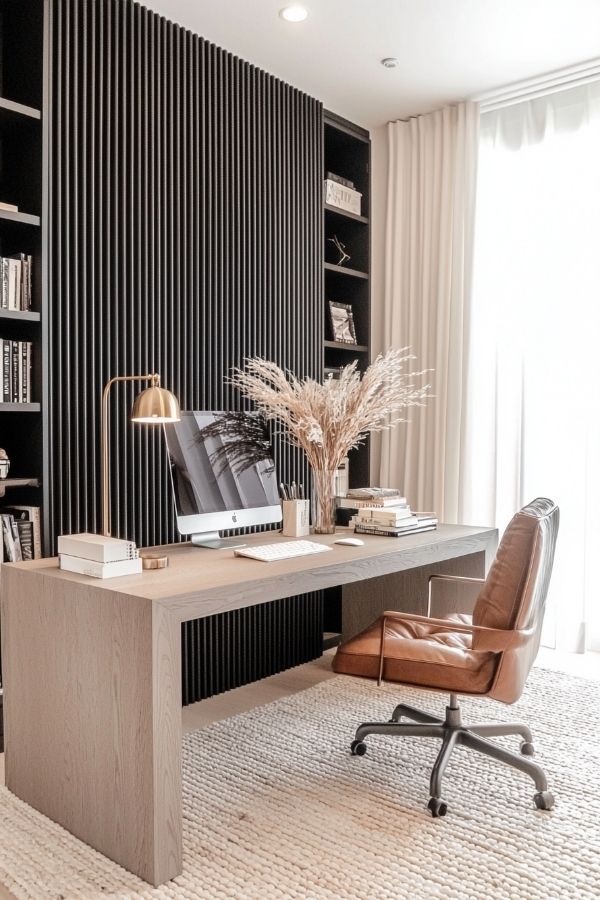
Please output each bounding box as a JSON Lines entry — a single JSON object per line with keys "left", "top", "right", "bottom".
{"left": 1, "top": 339, "right": 33, "bottom": 402}
{"left": 324, "top": 171, "right": 362, "bottom": 216}
{"left": 337, "top": 488, "right": 438, "bottom": 538}
{"left": 1, "top": 506, "right": 41, "bottom": 561}
{"left": 58, "top": 533, "right": 143, "bottom": 578}
{"left": 1, "top": 253, "right": 32, "bottom": 311}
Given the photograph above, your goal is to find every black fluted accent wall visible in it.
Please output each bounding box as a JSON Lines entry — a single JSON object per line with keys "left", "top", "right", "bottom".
{"left": 182, "top": 592, "right": 323, "bottom": 705}
{"left": 49, "top": 0, "right": 324, "bottom": 702}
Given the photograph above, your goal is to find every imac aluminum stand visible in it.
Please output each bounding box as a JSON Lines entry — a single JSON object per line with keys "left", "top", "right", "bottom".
{"left": 190, "top": 532, "right": 247, "bottom": 550}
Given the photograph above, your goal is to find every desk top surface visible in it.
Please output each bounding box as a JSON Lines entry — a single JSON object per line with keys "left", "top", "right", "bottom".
{"left": 4, "top": 525, "right": 497, "bottom": 614}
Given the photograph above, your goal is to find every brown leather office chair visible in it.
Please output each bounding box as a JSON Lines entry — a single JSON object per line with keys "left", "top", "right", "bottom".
{"left": 333, "top": 498, "right": 559, "bottom": 818}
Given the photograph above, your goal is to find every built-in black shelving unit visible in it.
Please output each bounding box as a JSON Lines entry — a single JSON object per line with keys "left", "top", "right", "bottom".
{"left": 323, "top": 111, "right": 371, "bottom": 643}
{"left": 0, "top": 0, "right": 49, "bottom": 537}
{"left": 0, "top": 0, "right": 49, "bottom": 751}
{"left": 323, "top": 110, "right": 371, "bottom": 488}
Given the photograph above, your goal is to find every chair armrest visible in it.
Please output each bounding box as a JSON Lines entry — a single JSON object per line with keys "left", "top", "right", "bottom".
{"left": 427, "top": 574, "right": 485, "bottom": 617}
{"left": 376, "top": 610, "right": 534, "bottom": 685}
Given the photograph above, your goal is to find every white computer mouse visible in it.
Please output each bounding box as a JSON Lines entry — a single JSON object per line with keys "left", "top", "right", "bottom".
{"left": 334, "top": 537, "right": 365, "bottom": 547}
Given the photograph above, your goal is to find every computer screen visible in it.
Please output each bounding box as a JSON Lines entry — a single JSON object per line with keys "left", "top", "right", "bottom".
{"left": 164, "top": 411, "right": 282, "bottom": 548}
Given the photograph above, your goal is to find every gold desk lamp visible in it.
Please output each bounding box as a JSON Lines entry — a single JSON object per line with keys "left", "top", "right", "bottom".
{"left": 101, "top": 373, "right": 180, "bottom": 568}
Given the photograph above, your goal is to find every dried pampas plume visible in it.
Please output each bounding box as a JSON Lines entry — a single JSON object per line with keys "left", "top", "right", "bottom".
{"left": 229, "top": 348, "right": 432, "bottom": 473}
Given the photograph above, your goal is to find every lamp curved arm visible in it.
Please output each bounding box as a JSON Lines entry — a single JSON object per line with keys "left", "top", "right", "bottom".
{"left": 101, "top": 373, "right": 159, "bottom": 537}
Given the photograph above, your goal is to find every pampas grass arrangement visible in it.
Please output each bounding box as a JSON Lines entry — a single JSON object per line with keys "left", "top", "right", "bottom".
{"left": 230, "top": 348, "right": 431, "bottom": 531}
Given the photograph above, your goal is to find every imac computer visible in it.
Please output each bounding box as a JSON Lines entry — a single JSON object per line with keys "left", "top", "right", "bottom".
{"left": 164, "top": 410, "right": 282, "bottom": 548}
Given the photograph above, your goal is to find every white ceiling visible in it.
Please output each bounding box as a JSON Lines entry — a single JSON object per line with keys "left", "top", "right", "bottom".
{"left": 139, "top": 0, "right": 600, "bottom": 129}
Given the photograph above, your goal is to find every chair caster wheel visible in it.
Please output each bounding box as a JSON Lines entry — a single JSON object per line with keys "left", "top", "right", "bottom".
{"left": 520, "top": 741, "right": 535, "bottom": 756}
{"left": 534, "top": 791, "right": 555, "bottom": 811}
{"left": 427, "top": 797, "right": 448, "bottom": 818}
{"left": 351, "top": 740, "right": 367, "bottom": 756}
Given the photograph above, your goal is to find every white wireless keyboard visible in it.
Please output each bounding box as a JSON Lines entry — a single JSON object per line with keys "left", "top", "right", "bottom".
{"left": 234, "top": 540, "right": 333, "bottom": 562}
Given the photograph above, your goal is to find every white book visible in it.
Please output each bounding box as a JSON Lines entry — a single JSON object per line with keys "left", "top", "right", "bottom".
{"left": 356, "top": 508, "right": 415, "bottom": 525}
{"left": 336, "top": 496, "right": 408, "bottom": 510}
{"left": 59, "top": 553, "right": 143, "bottom": 579}
{"left": 6, "top": 258, "right": 20, "bottom": 310}
{"left": 57, "top": 532, "right": 138, "bottom": 563}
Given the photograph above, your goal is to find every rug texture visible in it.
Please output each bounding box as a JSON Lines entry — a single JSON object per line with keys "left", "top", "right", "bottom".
{"left": 0, "top": 667, "right": 599, "bottom": 899}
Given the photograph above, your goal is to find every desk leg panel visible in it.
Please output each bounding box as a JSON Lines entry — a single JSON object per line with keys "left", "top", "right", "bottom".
{"left": 1, "top": 568, "right": 181, "bottom": 886}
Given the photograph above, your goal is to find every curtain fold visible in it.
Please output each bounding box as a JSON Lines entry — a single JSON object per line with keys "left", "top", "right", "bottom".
{"left": 379, "top": 102, "right": 479, "bottom": 521}
{"left": 465, "top": 80, "right": 600, "bottom": 652}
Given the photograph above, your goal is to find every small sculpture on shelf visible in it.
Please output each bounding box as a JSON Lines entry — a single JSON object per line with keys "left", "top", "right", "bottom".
{"left": 0, "top": 448, "right": 10, "bottom": 480}
{"left": 328, "top": 235, "right": 350, "bottom": 267}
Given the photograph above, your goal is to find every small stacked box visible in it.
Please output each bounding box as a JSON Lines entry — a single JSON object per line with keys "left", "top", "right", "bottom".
{"left": 58, "top": 533, "right": 142, "bottom": 578}
{"left": 337, "top": 488, "right": 437, "bottom": 538}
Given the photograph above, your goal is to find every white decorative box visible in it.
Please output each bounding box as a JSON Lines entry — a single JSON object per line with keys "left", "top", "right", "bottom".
{"left": 324, "top": 179, "right": 362, "bottom": 216}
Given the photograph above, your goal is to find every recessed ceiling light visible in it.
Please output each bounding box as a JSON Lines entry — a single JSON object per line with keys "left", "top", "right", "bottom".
{"left": 381, "top": 57, "right": 400, "bottom": 68}
{"left": 279, "top": 5, "right": 309, "bottom": 23}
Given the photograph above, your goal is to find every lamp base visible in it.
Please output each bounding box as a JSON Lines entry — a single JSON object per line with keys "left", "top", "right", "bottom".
{"left": 140, "top": 552, "right": 168, "bottom": 570}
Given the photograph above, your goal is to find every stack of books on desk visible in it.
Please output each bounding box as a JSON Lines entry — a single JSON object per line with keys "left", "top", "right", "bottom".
{"left": 341, "top": 489, "right": 437, "bottom": 538}
{"left": 58, "top": 533, "right": 142, "bottom": 578}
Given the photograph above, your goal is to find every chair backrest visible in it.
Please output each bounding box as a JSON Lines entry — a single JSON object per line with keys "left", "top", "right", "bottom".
{"left": 472, "top": 498, "right": 559, "bottom": 703}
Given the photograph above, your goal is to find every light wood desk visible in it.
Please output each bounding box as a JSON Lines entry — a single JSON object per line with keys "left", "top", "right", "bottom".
{"left": 1, "top": 525, "right": 496, "bottom": 886}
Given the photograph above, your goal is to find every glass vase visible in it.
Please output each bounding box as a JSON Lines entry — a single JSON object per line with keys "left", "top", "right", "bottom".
{"left": 311, "top": 467, "right": 337, "bottom": 534}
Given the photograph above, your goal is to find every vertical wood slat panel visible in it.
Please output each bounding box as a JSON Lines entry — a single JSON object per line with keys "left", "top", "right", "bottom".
{"left": 50, "top": 0, "right": 324, "bottom": 704}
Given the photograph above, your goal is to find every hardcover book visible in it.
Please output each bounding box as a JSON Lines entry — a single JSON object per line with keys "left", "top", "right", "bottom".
{"left": 59, "top": 554, "right": 143, "bottom": 579}
{"left": 57, "top": 532, "right": 139, "bottom": 563}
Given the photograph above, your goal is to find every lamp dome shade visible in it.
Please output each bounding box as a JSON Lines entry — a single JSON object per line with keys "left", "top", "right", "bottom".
{"left": 130, "top": 386, "right": 180, "bottom": 423}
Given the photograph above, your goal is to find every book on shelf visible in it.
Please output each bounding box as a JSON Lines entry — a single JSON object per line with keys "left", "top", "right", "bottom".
{"left": 0, "top": 339, "right": 33, "bottom": 402}
{"left": 3, "top": 506, "right": 41, "bottom": 558}
{"left": 1, "top": 512, "right": 23, "bottom": 562}
{"left": 59, "top": 553, "right": 143, "bottom": 579}
{"left": 0, "top": 253, "right": 32, "bottom": 311}
{"left": 57, "top": 532, "right": 139, "bottom": 563}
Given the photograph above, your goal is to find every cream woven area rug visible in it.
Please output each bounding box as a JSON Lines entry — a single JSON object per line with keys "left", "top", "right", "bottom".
{"left": 0, "top": 667, "right": 599, "bottom": 899}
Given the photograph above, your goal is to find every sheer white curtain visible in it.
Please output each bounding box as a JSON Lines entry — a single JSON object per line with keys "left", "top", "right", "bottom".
{"left": 379, "top": 102, "right": 479, "bottom": 520}
{"left": 463, "top": 81, "right": 600, "bottom": 652}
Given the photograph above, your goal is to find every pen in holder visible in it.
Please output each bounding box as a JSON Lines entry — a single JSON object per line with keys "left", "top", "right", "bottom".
{"left": 282, "top": 499, "right": 310, "bottom": 537}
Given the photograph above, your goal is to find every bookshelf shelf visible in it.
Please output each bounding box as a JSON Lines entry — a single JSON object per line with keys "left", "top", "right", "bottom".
{"left": 0, "top": 402, "right": 41, "bottom": 412}
{"left": 324, "top": 203, "right": 369, "bottom": 224}
{"left": 0, "top": 96, "right": 41, "bottom": 122}
{"left": 0, "top": 209, "right": 40, "bottom": 227}
{"left": 324, "top": 262, "right": 369, "bottom": 280}
{"left": 323, "top": 340, "right": 369, "bottom": 352}
{"left": 0, "top": 309, "right": 41, "bottom": 323}
{"left": 0, "top": 477, "right": 40, "bottom": 498}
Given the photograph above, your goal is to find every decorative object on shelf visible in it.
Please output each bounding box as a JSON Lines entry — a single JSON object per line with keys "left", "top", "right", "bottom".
{"left": 328, "top": 235, "right": 350, "bottom": 266}
{"left": 324, "top": 179, "right": 362, "bottom": 215}
{"left": 328, "top": 300, "right": 357, "bottom": 344}
{"left": 0, "top": 448, "right": 9, "bottom": 479}
{"left": 101, "top": 373, "right": 180, "bottom": 569}
{"left": 230, "top": 349, "right": 432, "bottom": 533}
{"left": 326, "top": 171, "right": 355, "bottom": 189}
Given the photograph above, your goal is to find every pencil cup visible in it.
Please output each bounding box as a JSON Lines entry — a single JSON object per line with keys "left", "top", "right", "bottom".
{"left": 282, "top": 500, "right": 310, "bottom": 537}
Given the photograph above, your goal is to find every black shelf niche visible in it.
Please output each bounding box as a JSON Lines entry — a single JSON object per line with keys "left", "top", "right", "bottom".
{"left": 0, "top": 0, "right": 48, "bottom": 543}
{"left": 323, "top": 111, "right": 371, "bottom": 639}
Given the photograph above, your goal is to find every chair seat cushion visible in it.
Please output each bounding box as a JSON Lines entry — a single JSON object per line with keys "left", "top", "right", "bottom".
{"left": 332, "top": 613, "right": 499, "bottom": 695}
